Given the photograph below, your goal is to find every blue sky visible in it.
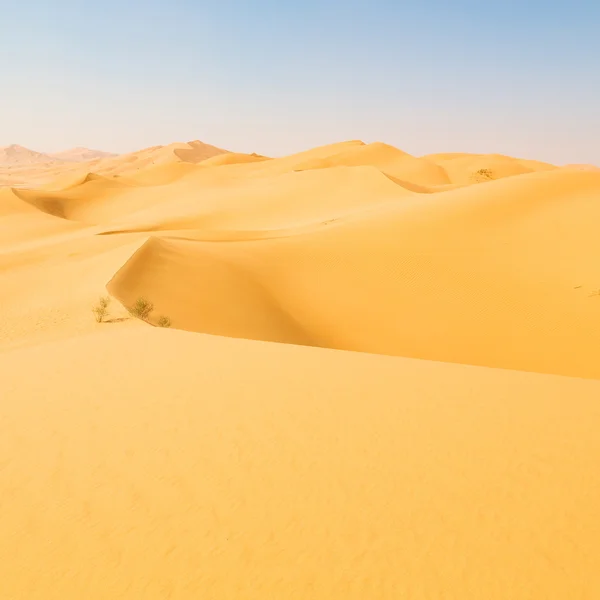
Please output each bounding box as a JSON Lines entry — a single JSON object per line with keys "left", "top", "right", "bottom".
{"left": 1, "top": 0, "right": 598, "bottom": 164}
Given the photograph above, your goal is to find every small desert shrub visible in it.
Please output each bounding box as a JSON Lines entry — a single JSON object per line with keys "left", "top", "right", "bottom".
{"left": 473, "top": 168, "right": 493, "bottom": 182}
{"left": 157, "top": 315, "right": 171, "bottom": 328}
{"left": 128, "top": 297, "right": 154, "bottom": 321}
{"left": 92, "top": 296, "right": 111, "bottom": 323}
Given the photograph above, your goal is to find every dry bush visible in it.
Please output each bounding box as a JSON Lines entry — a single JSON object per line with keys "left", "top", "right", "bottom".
{"left": 472, "top": 168, "right": 494, "bottom": 182}
{"left": 157, "top": 315, "right": 171, "bottom": 328}
{"left": 92, "top": 296, "right": 111, "bottom": 323}
{"left": 128, "top": 297, "right": 154, "bottom": 322}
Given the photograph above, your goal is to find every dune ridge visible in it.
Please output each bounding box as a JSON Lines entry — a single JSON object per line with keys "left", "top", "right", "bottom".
{"left": 2, "top": 137, "right": 600, "bottom": 598}
{"left": 49, "top": 147, "right": 117, "bottom": 162}
{"left": 294, "top": 141, "right": 452, "bottom": 186}
{"left": 0, "top": 144, "right": 60, "bottom": 166}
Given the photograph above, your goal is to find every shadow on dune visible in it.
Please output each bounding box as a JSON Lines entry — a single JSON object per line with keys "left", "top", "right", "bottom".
{"left": 105, "top": 168, "right": 600, "bottom": 380}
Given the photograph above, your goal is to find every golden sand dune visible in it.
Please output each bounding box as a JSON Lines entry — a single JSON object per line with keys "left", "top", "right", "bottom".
{"left": 0, "top": 145, "right": 123, "bottom": 188}
{"left": 562, "top": 163, "right": 600, "bottom": 171}
{"left": 241, "top": 139, "right": 367, "bottom": 175}
{"left": 49, "top": 147, "right": 117, "bottom": 162}
{"left": 68, "top": 140, "right": 228, "bottom": 179}
{"left": 294, "top": 141, "right": 451, "bottom": 186}
{"left": 0, "top": 144, "right": 59, "bottom": 166}
{"left": 425, "top": 152, "right": 556, "bottom": 183}
{"left": 117, "top": 161, "right": 205, "bottom": 186}
{"left": 0, "top": 187, "right": 36, "bottom": 216}
{"left": 100, "top": 165, "right": 414, "bottom": 233}
{"left": 0, "top": 223, "right": 146, "bottom": 350}
{"left": 105, "top": 168, "right": 600, "bottom": 379}
{"left": 2, "top": 328, "right": 600, "bottom": 599}
{"left": 13, "top": 165, "right": 400, "bottom": 229}
{"left": 0, "top": 139, "right": 228, "bottom": 191}
{"left": 1, "top": 137, "right": 600, "bottom": 598}
{"left": 11, "top": 176, "right": 138, "bottom": 224}
{"left": 198, "top": 151, "right": 271, "bottom": 167}
{"left": 0, "top": 187, "right": 85, "bottom": 248}
{"left": 172, "top": 139, "right": 230, "bottom": 163}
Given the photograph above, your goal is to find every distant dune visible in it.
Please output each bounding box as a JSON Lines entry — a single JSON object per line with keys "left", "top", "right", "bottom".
{"left": 49, "top": 147, "right": 117, "bottom": 162}
{"left": 294, "top": 141, "right": 451, "bottom": 186}
{"left": 424, "top": 152, "right": 556, "bottom": 183}
{"left": 0, "top": 144, "right": 117, "bottom": 166}
{"left": 0, "top": 139, "right": 229, "bottom": 188}
{"left": 198, "top": 151, "right": 271, "bottom": 167}
{"left": 2, "top": 137, "right": 600, "bottom": 598}
{"left": 0, "top": 144, "right": 60, "bottom": 166}
{"left": 172, "top": 139, "right": 229, "bottom": 163}
{"left": 562, "top": 163, "right": 600, "bottom": 171}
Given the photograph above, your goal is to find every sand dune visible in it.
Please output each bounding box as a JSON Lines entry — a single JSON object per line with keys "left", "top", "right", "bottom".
{"left": 2, "top": 137, "right": 600, "bottom": 597}
{"left": 12, "top": 176, "right": 137, "bottom": 223}
{"left": 64, "top": 140, "right": 227, "bottom": 178}
{"left": 0, "top": 146, "right": 118, "bottom": 188}
{"left": 0, "top": 144, "right": 59, "bottom": 166}
{"left": 294, "top": 142, "right": 451, "bottom": 186}
{"left": 98, "top": 165, "right": 414, "bottom": 233}
{"left": 425, "top": 152, "right": 556, "bottom": 183}
{"left": 49, "top": 147, "right": 117, "bottom": 162}
{"left": 562, "top": 163, "right": 600, "bottom": 171}
{"left": 172, "top": 139, "right": 229, "bottom": 163}
{"left": 0, "top": 140, "right": 228, "bottom": 190}
{"left": 198, "top": 151, "right": 271, "bottom": 167}
{"left": 2, "top": 328, "right": 600, "bottom": 599}
{"left": 0, "top": 187, "right": 85, "bottom": 248}
{"left": 0, "top": 144, "right": 116, "bottom": 166}
{"left": 105, "top": 168, "right": 600, "bottom": 379}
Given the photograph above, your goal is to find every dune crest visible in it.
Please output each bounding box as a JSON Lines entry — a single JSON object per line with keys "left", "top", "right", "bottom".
{"left": 198, "top": 152, "right": 271, "bottom": 167}
{"left": 49, "top": 147, "right": 117, "bottom": 162}
{"left": 295, "top": 142, "right": 451, "bottom": 186}
{"left": 0, "top": 144, "right": 59, "bottom": 166}
{"left": 104, "top": 168, "right": 600, "bottom": 379}
{"left": 424, "top": 151, "right": 556, "bottom": 183}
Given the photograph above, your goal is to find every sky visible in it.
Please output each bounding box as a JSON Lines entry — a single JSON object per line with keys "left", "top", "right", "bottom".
{"left": 1, "top": 0, "right": 599, "bottom": 164}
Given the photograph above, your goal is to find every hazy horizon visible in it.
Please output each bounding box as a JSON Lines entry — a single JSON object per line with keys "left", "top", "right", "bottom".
{"left": 2, "top": 0, "right": 599, "bottom": 165}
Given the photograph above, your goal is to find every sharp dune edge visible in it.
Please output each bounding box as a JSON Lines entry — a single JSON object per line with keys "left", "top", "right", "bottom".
{"left": 2, "top": 138, "right": 600, "bottom": 598}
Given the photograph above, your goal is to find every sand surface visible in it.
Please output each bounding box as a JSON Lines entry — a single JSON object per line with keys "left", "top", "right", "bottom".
{"left": 1, "top": 138, "right": 600, "bottom": 598}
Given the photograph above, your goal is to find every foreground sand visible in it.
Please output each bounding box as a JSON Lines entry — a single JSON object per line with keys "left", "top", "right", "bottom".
{"left": 2, "top": 328, "right": 600, "bottom": 598}
{"left": 1, "top": 139, "right": 600, "bottom": 597}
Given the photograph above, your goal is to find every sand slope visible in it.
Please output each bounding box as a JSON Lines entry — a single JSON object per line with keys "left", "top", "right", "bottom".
{"left": 98, "top": 165, "right": 414, "bottom": 234}
{"left": 2, "top": 328, "right": 600, "bottom": 599}
{"left": 198, "top": 151, "right": 271, "bottom": 167}
{"left": 0, "top": 140, "right": 228, "bottom": 188}
{"left": 2, "top": 137, "right": 600, "bottom": 598}
{"left": 49, "top": 147, "right": 117, "bottom": 162}
{"left": 0, "top": 144, "right": 59, "bottom": 166}
{"left": 425, "top": 152, "right": 556, "bottom": 184}
{"left": 104, "top": 167, "right": 600, "bottom": 379}
{"left": 294, "top": 142, "right": 451, "bottom": 186}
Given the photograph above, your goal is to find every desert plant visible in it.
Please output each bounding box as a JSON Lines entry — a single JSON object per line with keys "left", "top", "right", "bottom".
{"left": 157, "top": 315, "right": 171, "bottom": 328}
{"left": 128, "top": 297, "right": 154, "bottom": 321}
{"left": 473, "top": 168, "right": 493, "bottom": 181}
{"left": 92, "top": 296, "right": 111, "bottom": 323}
